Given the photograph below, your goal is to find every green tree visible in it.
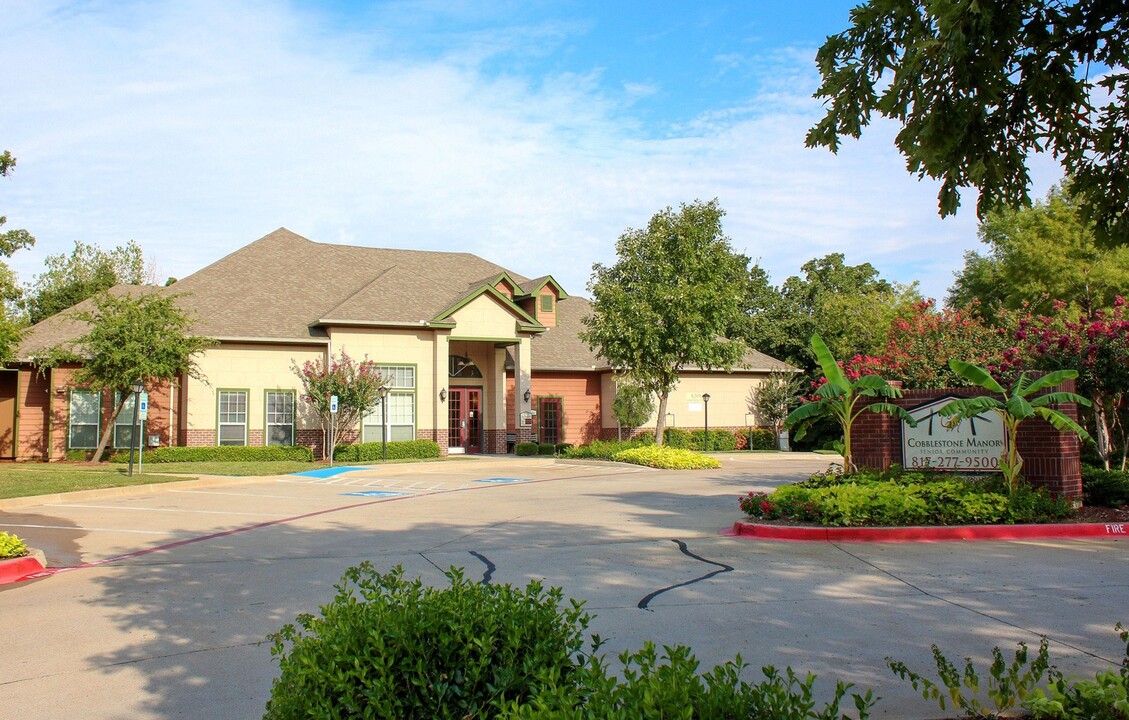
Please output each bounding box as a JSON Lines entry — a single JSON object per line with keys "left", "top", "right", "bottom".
{"left": 611, "top": 379, "right": 654, "bottom": 438}
{"left": 740, "top": 253, "right": 918, "bottom": 374}
{"left": 749, "top": 370, "right": 803, "bottom": 437}
{"left": 947, "top": 184, "right": 1129, "bottom": 317}
{"left": 807, "top": 2, "right": 1128, "bottom": 244}
{"left": 785, "top": 333, "right": 914, "bottom": 471}
{"left": 0, "top": 149, "right": 35, "bottom": 362}
{"left": 940, "top": 361, "right": 1091, "bottom": 494}
{"left": 24, "top": 240, "right": 151, "bottom": 324}
{"left": 291, "top": 350, "right": 385, "bottom": 459}
{"left": 39, "top": 290, "right": 215, "bottom": 463}
{"left": 581, "top": 199, "right": 750, "bottom": 445}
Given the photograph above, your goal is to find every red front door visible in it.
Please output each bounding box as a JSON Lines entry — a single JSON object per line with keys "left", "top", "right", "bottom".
{"left": 448, "top": 387, "right": 482, "bottom": 453}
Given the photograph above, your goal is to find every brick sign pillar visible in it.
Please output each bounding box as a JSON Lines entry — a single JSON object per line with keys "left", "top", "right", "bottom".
{"left": 852, "top": 380, "right": 1083, "bottom": 500}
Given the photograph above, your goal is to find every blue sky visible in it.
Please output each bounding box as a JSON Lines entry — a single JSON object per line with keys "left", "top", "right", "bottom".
{"left": 2, "top": 1, "right": 1065, "bottom": 303}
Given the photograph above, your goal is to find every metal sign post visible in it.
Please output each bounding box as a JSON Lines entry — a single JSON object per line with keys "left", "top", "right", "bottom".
{"left": 137, "top": 392, "right": 149, "bottom": 475}
{"left": 329, "top": 394, "right": 338, "bottom": 467}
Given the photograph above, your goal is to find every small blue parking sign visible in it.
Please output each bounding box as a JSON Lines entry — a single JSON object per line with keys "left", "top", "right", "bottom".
{"left": 138, "top": 392, "right": 149, "bottom": 420}
{"left": 329, "top": 394, "right": 338, "bottom": 413}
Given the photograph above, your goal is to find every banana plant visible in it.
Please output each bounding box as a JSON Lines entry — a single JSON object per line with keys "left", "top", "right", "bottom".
{"left": 786, "top": 333, "right": 915, "bottom": 471}
{"left": 939, "top": 360, "right": 1092, "bottom": 494}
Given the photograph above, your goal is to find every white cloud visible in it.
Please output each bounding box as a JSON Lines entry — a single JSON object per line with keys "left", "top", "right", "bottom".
{"left": 2, "top": 0, "right": 1064, "bottom": 305}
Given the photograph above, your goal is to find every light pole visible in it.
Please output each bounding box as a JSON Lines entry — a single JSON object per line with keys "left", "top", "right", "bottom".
{"left": 702, "top": 392, "right": 711, "bottom": 452}
{"left": 127, "top": 379, "right": 144, "bottom": 476}
{"left": 378, "top": 385, "right": 390, "bottom": 462}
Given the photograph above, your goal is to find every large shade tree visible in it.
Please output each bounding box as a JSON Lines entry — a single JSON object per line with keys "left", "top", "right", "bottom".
{"left": 807, "top": 1, "right": 1128, "bottom": 244}
{"left": 581, "top": 199, "right": 751, "bottom": 445}
{"left": 40, "top": 290, "right": 215, "bottom": 462}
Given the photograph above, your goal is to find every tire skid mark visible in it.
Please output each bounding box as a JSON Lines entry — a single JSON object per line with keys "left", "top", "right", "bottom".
{"left": 637, "top": 539, "right": 734, "bottom": 611}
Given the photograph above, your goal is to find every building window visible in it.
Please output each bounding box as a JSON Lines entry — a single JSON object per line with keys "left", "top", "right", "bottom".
{"left": 265, "top": 391, "right": 295, "bottom": 446}
{"left": 539, "top": 397, "right": 563, "bottom": 445}
{"left": 218, "top": 390, "right": 248, "bottom": 446}
{"left": 68, "top": 390, "right": 100, "bottom": 449}
{"left": 113, "top": 391, "right": 139, "bottom": 449}
{"left": 540, "top": 294, "right": 554, "bottom": 313}
{"left": 364, "top": 366, "right": 416, "bottom": 442}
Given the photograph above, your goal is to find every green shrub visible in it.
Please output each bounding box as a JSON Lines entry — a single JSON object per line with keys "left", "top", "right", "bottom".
{"left": 264, "top": 563, "right": 591, "bottom": 720}
{"left": 631, "top": 431, "right": 657, "bottom": 445}
{"left": 109, "top": 445, "right": 315, "bottom": 464}
{"left": 690, "top": 429, "right": 737, "bottom": 452}
{"left": 741, "top": 467, "right": 1071, "bottom": 526}
{"left": 502, "top": 641, "right": 876, "bottom": 720}
{"left": 1026, "top": 624, "right": 1129, "bottom": 719}
{"left": 515, "top": 442, "right": 539, "bottom": 456}
{"left": 555, "top": 443, "right": 573, "bottom": 455}
{"left": 1082, "top": 465, "right": 1129, "bottom": 508}
{"left": 333, "top": 440, "right": 441, "bottom": 462}
{"left": 563, "top": 439, "right": 647, "bottom": 460}
{"left": 0, "top": 531, "right": 29, "bottom": 559}
{"left": 613, "top": 446, "right": 722, "bottom": 470}
{"left": 663, "top": 427, "right": 692, "bottom": 449}
{"left": 65, "top": 448, "right": 112, "bottom": 462}
{"left": 747, "top": 428, "right": 776, "bottom": 451}
{"left": 538, "top": 443, "right": 557, "bottom": 456}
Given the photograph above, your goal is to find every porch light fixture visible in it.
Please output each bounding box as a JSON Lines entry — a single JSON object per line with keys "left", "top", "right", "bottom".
{"left": 439, "top": 388, "right": 447, "bottom": 402}
{"left": 523, "top": 388, "right": 531, "bottom": 402}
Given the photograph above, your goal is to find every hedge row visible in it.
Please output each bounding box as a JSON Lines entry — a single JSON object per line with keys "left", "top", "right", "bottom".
{"left": 109, "top": 445, "right": 315, "bottom": 464}
{"left": 1082, "top": 465, "right": 1129, "bottom": 507}
{"left": 515, "top": 442, "right": 567, "bottom": 456}
{"left": 613, "top": 446, "right": 722, "bottom": 470}
{"left": 333, "top": 440, "right": 442, "bottom": 462}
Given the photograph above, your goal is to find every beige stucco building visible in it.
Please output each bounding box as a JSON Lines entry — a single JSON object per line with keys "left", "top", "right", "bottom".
{"left": 7, "top": 229, "right": 795, "bottom": 459}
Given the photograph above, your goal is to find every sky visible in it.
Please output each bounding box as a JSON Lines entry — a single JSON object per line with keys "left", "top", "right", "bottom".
{"left": 2, "top": 0, "right": 1067, "bottom": 304}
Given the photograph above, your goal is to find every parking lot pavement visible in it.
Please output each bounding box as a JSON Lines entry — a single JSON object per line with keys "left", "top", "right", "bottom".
{"left": 2, "top": 453, "right": 1127, "bottom": 720}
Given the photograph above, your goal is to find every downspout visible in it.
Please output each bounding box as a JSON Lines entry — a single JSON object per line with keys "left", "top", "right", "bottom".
{"left": 46, "top": 366, "right": 54, "bottom": 462}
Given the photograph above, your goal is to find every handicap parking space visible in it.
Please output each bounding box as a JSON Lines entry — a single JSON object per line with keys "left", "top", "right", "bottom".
{"left": 2, "top": 453, "right": 1127, "bottom": 720}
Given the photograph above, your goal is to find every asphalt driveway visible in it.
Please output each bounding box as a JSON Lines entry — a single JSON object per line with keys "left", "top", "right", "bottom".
{"left": 1, "top": 453, "right": 1126, "bottom": 719}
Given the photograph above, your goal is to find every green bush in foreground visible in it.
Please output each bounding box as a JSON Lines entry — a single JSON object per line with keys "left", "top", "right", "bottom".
{"left": 890, "top": 625, "right": 1129, "bottom": 720}
{"left": 0, "top": 531, "right": 29, "bottom": 559}
{"left": 110, "top": 445, "right": 315, "bottom": 464}
{"left": 266, "top": 564, "right": 876, "bottom": 720}
{"left": 265, "top": 564, "right": 590, "bottom": 720}
{"left": 740, "top": 467, "right": 1071, "bottom": 526}
{"left": 333, "top": 440, "right": 441, "bottom": 462}
{"left": 613, "top": 446, "right": 722, "bottom": 470}
{"left": 515, "top": 442, "right": 539, "bottom": 456}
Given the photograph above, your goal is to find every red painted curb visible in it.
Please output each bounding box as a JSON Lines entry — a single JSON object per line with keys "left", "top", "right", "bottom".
{"left": 731, "top": 520, "right": 1129, "bottom": 543}
{"left": 0, "top": 555, "right": 46, "bottom": 584}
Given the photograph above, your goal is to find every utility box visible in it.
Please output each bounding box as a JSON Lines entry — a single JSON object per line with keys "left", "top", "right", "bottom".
{"left": 147, "top": 434, "right": 161, "bottom": 448}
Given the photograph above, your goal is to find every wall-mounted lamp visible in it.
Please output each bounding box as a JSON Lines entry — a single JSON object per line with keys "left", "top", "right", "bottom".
{"left": 523, "top": 388, "right": 531, "bottom": 402}
{"left": 439, "top": 388, "right": 447, "bottom": 402}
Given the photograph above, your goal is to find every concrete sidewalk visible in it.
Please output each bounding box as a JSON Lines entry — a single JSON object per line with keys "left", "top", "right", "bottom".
{"left": 1, "top": 453, "right": 1126, "bottom": 719}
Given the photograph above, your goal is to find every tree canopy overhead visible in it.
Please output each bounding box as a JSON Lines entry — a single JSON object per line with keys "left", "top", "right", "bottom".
{"left": 0, "top": 149, "right": 35, "bottom": 362}
{"left": 581, "top": 199, "right": 750, "bottom": 445}
{"left": 807, "top": 1, "right": 1128, "bottom": 244}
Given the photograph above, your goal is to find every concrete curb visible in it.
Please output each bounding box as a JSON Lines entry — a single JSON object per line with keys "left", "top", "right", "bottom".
{"left": 729, "top": 520, "right": 1129, "bottom": 542}
{"left": 0, "top": 552, "right": 45, "bottom": 584}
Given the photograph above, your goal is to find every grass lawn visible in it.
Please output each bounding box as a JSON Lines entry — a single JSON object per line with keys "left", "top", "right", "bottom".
{"left": 0, "top": 457, "right": 458, "bottom": 500}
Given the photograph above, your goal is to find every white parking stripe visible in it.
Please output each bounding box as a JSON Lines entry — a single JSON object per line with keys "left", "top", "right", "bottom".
{"left": 0, "top": 523, "right": 170, "bottom": 535}
{"left": 46, "top": 503, "right": 282, "bottom": 518}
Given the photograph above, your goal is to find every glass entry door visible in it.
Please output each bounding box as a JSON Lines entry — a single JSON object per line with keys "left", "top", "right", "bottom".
{"left": 448, "top": 387, "right": 482, "bottom": 454}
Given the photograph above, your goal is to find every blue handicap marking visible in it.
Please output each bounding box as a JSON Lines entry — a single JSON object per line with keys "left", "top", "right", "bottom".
{"left": 340, "top": 490, "right": 408, "bottom": 498}
{"left": 475, "top": 477, "right": 531, "bottom": 484}
{"left": 290, "top": 466, "right": 367, "bottom": 478}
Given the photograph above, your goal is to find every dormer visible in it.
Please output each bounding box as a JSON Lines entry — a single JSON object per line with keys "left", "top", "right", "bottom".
{"left": 516, "top": 276, "right": 568, "bottom": 329}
